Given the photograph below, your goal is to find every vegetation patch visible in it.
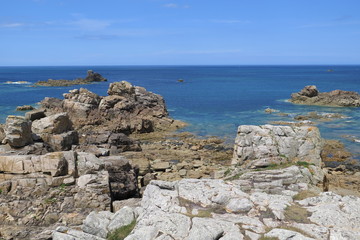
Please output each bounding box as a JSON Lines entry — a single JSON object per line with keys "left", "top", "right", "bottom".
{"left": 255, "top": 163, "right": 292, "bottom": 171}
{"left": 44, "top": 198, "right": 57, "bottom": 204}
{"left": 293, "top": 190, "right": 319, "bottom": 201}
{"left": 259, "top": 208, "right": 276, "bottom": 220}
{"left": 107, "top": 220, "right": 136, "bottom": 240}
{"left": 284, "top": 204, "right": 312, "bottom": 224}
{"left": 254, "top": 161, "right": 315, "bottom": 172}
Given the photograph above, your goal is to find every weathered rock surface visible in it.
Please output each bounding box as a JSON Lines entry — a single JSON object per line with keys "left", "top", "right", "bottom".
{"left": 232, "top": 125, "right": 323, "bottom": 168}
{"left": 31, "top": 112, "right": 78, "bottom": 151}
{"left": 233, "top": 165, "right": 323, "bottom": 195}
{"left": 40, "top": 81, "right": 183, "bottom": 135}
{"left": 2, "top": 115, "right": 33, "bottom": 148}
{"left": 25, "top": 108, "right": 46, "bottom": 121}
{"left": 35, "top": 70, "right": 107, "bottom": 87}
{"left": 54, "top": 177, "right": 360, "bottom": 240}
{"left": 0, "top": 151, "right": 139, "bottom": 240}
{"left": 290, "top": 85, "right": 360, "bottom": 107}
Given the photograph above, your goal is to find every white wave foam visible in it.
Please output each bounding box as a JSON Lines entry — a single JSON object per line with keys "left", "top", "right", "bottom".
{"left": 4, "top": 81, "right": 31, "bottom": 85}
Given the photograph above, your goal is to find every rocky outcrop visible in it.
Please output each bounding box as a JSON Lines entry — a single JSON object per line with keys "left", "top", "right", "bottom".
{"left": 35, "top": 70, "right": 107, "bottom": 87}
{"left": 0, "top": 151, "right": 139, "bottom": 239}
{"left": 232, "top": 125, "right": 323, "bottom": 168}
{"left": 290, "top": 85, "right": 360, "bottom": 107}
{"left": 41, "top": 81, "right": 183, "bottom": 134}
{"left": 2, "top": 116, "right": 33, "bottom": 148}
{"left": 53, "top": 177, "right": 360, "bottom": 240}
{"left": 31, "top": 112, "right": 78, "bottom": 151}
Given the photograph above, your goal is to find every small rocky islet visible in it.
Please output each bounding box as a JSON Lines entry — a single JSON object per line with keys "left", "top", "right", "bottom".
{"left": 290, "top": 85, "right": 360, "bottom": 107}
{"left": 34, "top": 70, "right": 107, "bottom": 87}
{"left": 0, "top": 79, "right": 360, "bottom": 239}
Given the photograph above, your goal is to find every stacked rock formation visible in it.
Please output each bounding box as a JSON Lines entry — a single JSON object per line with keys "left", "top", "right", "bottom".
{"left": 41, "top": 81, "right": 182, "bottom": 135}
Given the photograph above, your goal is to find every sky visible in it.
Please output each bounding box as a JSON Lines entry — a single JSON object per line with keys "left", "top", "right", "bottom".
{"left": 1, "top": 0, "right": 360, "bottom": 66}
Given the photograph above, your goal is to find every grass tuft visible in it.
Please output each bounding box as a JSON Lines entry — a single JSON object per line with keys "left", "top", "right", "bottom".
{"left": 107, "top": 220, "right": 136, "bottom": 240}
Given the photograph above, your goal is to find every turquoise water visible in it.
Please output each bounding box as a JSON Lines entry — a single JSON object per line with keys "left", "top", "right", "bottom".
{"left": 1, "top": 66, "right": 360, "bottom": 158}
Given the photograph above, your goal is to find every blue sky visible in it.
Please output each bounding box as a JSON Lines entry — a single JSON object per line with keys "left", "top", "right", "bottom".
{"left": 1, "top": 0, "right": 360, "bottom": 65}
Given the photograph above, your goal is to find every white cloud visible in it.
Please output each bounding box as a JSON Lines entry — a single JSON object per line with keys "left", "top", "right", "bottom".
{"left": 0, "top": 23, "right": 25, "bottom": 28}
{"left": 69, "top": 18, "right": 112, "bottom": 31}
{"left": 299, "top": 21, "right": 360, "bottom": 29}
{"left": 163, "top": 3, "right": 189, "bottom": 9}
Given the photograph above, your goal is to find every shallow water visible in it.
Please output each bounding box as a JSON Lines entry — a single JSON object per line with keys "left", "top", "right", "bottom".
{"left": 1, "top": 65, "right": 359, "bottom": 158}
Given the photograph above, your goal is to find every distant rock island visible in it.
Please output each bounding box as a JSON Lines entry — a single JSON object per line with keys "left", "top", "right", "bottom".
{"left": 35, "top": 70, "right": 107, "bottom": 87}
{"left": 290, "top": 85, "right": 360, "bottom": 107}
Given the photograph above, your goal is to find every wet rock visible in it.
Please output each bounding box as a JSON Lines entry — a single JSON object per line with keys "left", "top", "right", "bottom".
{"left": 16, "top": 105, "right": 34, "bottom": 111}
{"left": 3, "top": 115, "right": 33, "bottom": 148}
{"left": 232, "top": 125, "right": 323, "bottom": 168}
{"left": 290, "top": 85, "right": 360, "bottom": 107}
{"left": 294, "top": 111, "right": 347, "bottom": 121}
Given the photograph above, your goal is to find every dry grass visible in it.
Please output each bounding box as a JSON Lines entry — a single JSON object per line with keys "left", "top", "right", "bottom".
{"left": 293, "top": 190, "right": 319, "bottom": 201}
{"left": 284, "top": 205, "right": 311, "bottom": 224}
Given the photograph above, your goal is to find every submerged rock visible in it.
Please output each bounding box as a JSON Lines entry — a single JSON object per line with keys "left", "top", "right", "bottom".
{"left": 290, "top": 85, "right": 360, "bottom": 107}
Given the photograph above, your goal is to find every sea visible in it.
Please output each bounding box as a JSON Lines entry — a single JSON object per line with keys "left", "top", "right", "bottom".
{"left": 0, "top": 65, "right": 359, "bottom": 159}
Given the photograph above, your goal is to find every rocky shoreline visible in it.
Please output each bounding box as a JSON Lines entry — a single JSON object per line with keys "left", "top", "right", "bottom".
{"left": 0, "top": 82, "right": 360, "bottom": 239}
{"left": 290, "top": 85, "right": 360, "bottom": 107}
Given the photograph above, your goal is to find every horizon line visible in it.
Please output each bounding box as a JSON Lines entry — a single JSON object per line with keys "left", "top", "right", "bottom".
{"left": 1, "top": 63, "right": 360, "bottom": 67}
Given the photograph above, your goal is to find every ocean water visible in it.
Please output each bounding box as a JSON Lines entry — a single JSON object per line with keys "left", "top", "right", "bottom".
{"left": 1, "top": 65, "right": 360, "bottom": 158}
